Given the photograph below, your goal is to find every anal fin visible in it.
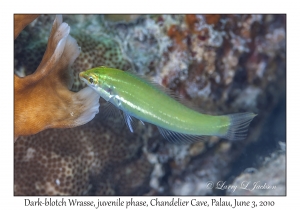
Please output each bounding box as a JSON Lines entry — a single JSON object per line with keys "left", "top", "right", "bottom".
{"left": 157, "top": 127, "right": 204, "bottom": 144}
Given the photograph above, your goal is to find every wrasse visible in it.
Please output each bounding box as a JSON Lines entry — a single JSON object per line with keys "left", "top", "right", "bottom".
{"left": 79, "top": 66, "right": 256, "bottom": 143}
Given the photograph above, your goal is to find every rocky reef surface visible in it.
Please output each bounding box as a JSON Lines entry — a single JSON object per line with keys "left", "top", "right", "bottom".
{"left": 14, "top": 14, "right": 286, "bottom": 195}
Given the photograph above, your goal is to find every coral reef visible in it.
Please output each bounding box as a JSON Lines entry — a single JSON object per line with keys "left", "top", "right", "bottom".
{"left": 14, "top": 15, "right": 100, "bottom": 140}
{"left": 14, "top": 14, "right": 285, "bottom": 195}
{"left": 227, "top": 151, "right": 286, "bottom": 195}
{"left": 103, "top": 14, "right": 141, "bottom": 23}
{"left": 14, "top": 114, "right": 153, "bottom": 195}
{"left": 70, "top": 33, "right": 132, "bottom": 91}
{"left": 14, "top": 15, "right": 39, "bottom": 39}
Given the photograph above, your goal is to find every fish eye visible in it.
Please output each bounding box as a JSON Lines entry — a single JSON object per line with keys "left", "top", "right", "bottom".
{"left": 89, "top": 77, "right": 94, "bottom": 84}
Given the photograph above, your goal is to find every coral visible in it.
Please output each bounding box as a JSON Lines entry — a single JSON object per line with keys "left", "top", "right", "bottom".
{"left": 14, "top": 20, "right": 133, "bottom": 92}
{"left": 227, "top": 152, "right": 286, "bottom": 195}
{"left": 14, "top": 14, "right": 39, "bottom": 39}
{"left": 70, "top": 33, "right": 132, "bottom": 91}
{"left": 169, "top": 141, "right": 236, "bottom": 195}
{"left": 103, "top": 14, "right": 140, "bottom": 23}
{"left": 14, "top": 15, "right": 100, "bottom": 140}
{"left": 14, "top": 115, "right": 153, "bottom": 195}
{"left": 14, "top": 14, "right": 285, "bottom": 195}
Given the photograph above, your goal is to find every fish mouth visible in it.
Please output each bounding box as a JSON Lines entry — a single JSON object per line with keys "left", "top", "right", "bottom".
{"left": 79, "top": 72, "right": 88, "bottom": 83}
{"left": 79, "top": 72, "right": 97, "bottom": 90}
{"left": 79, "top": 72, "right": 85, "bottom": 79}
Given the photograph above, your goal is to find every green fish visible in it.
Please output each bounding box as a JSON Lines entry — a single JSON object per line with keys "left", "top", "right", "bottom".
{"left": 79, "top": 66, "right": 256, "bottom": 143}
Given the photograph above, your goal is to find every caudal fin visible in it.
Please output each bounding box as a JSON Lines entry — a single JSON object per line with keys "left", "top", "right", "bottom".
{"left": 222, "top": 112, "right": 257, "bottom": 141}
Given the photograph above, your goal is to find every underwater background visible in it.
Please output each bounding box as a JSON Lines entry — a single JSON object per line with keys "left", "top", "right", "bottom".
{"left": 14, "top": 14, "right": 286, "bottom": 195}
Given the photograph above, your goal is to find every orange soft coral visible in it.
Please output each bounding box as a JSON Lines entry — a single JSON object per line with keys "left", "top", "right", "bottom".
{"left": 14, "top": 15, "right": 100, "bottom": 141}
{"left": 14, "top": 14, "right": 40, "bottom": 39}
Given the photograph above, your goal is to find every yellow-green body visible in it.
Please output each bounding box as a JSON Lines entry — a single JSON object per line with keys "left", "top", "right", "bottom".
{"left": 80, "top": 66, "right": 256, "bottom": 142}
